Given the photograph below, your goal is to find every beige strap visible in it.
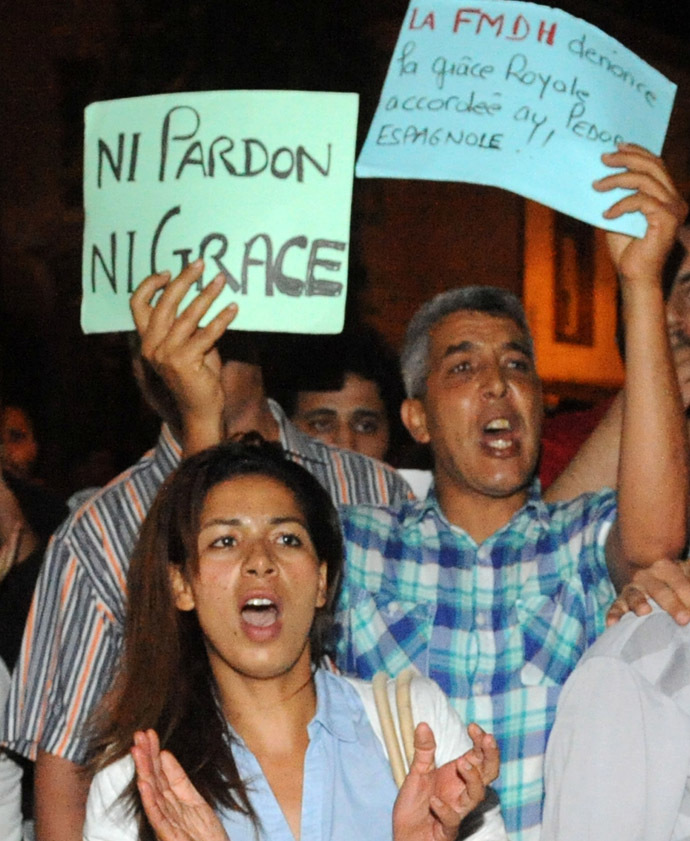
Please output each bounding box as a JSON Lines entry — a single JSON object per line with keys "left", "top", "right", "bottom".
{"left": 395, "top": 667, "right": 415, "bottom": 767}
{"left": 372, "top": 668, "right": 416, "bottom": 788}
{"left": 372, "top": 672, "right": 407, "bottom": 787}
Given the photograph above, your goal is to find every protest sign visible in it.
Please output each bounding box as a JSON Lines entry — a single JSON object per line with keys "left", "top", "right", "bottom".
{"left": 356, "top": 1, "right": 676, "bottom": 236}
{"left": 82, "top": 90, "right": 359, "bottom": 334}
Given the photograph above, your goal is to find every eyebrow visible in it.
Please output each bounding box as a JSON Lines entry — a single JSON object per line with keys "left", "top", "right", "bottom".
{"left": 505, "top": 339, "right": 534, "bottom": 358}
{"left": 298, "top": 408, "right": 337, "bottom": 418}
{"left": 199, "top": 516, "right": 308, "bottom": 532}
{"left": 443, "top": 341, "right": 475, "bottom": 358}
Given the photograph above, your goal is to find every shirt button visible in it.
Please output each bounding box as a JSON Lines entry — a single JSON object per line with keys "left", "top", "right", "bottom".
{"left": 476, "top": 612, "right": 487, "bottom": 627}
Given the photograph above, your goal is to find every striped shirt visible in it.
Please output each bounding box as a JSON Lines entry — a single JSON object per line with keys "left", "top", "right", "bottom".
{"left": 336, "top": 483, "right": 617, "bottom": 841}
{"left": 1, "top": 401, "right": 410, "bottom": 763}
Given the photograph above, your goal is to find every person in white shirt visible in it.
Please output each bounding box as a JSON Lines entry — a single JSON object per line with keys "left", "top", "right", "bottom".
{"left": 542, "top": 603, "right": 690, "bottom": 840}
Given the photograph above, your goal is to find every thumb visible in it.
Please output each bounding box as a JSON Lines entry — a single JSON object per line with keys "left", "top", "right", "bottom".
{"left": 409, "top": 722, "right": 437, "bottom": 775}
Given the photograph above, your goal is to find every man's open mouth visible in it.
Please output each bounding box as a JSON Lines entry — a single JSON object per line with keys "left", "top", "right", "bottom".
{"left": 482, "top": 417, "right": 516, "bottom": 451}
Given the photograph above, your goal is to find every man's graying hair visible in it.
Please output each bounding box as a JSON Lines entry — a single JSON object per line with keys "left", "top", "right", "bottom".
{"left": 400, "top": 286, "right": 534, "bottom": 399}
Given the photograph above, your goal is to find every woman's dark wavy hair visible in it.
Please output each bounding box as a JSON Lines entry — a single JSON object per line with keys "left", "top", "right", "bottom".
{"left": 88, "top": 437, "right": 344, "bottom": 839}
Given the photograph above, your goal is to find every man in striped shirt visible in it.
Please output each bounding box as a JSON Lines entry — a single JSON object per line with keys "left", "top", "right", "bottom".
{"left": 0, "top": 269, "right": 411, "bottom": 841}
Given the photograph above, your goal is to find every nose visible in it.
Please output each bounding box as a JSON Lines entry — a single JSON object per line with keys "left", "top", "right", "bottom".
{"left": 242, "top": 541, "right": 276, "bottom": 578}
{"left": 481, "top": 361, "right": 508, "bottom": 399}
{"left": 333, "top": 421, "right": 356, "bottom": 453}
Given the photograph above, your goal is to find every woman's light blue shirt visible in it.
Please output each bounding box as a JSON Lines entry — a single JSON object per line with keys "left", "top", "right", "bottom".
{"left": 219, "top": 669, "right": 399, "bottom": 841}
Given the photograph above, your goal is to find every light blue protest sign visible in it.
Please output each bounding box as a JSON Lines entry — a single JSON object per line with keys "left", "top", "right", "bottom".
{"left": 356, "top": 2, "right": 676, "bottom": 236}
{"left": 82, "top": 90, "right": 359, "bottom": 334}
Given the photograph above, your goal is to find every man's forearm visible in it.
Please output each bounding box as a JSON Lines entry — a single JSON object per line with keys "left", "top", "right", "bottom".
{"left": 597, "top": 147, "right": 690, "bottom": 580}
{"left": 34, "top": 751, "right": 91, "bottom": 841}
{"left": 616, "top": 278, "right": 689, "bottom": 574}
{"left": 182, "top": 412, "right": 224, "bottom": 457}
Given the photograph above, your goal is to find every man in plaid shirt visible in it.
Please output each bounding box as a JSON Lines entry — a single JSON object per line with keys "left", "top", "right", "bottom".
{"left": 335, "top": 145, "right": 689, "bottom": 840}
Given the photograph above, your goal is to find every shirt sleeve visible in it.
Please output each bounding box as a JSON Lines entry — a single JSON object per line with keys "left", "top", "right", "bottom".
{"left": 578, "top": 489, "right": 617, "bottom": 572}
{"left": 542, "top": 655, "right": 690, "bottom": 841}
{"left": 84, "top": 756, "right": 138, "bottom": 841}
{"left": 2, "top": 532, "right": 120, "bottom": 763}
{"left": 410, "top": 678, "right": 509, "bottom": 841}
{"left": 409, "top": 676, "right": 472, "bottom": 766}
{"left": 558, "top": 490, "right": 618, "bottom": 641}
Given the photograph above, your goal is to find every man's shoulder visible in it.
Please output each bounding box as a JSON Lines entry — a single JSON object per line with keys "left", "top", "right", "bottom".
{"left": 272, "top": 398, "right": 413, "bottom": 505}
{"left": 323, "top": 443, "right": 407, "bottom": 486}
{"left": 280, "top": 413, "right": 412, "bottom": 507}
{"left": 53, "top": 433, "right": 180, "bottom": 555}
{"left": 339, "top": 496, "right": 422, "bottom": 535}
{"left": 582, "top": 606, "right": 690, "bottom": 678}
{"left": 539, "top": 486, "right": 618, "bottom": 530}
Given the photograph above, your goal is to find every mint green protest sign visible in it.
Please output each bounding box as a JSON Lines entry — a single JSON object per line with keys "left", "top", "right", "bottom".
{"left": 82, "top": 91, "right": 359, "bottom": 334}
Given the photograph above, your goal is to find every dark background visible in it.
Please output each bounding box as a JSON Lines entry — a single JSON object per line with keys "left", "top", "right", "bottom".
{"left": 2, "top": 0, "right": 689, "bottom": 495}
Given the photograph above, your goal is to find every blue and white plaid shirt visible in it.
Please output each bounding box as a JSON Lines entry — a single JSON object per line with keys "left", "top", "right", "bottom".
{"left": 336, "top": 482, "right": 617, "bottom": 841}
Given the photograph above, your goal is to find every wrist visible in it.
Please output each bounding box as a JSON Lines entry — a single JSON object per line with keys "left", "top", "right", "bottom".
{"left": 182, "top": 413, "right": 224, "bottom": 456}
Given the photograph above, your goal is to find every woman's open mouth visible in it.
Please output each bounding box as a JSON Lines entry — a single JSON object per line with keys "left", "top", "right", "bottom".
{"left": 241, "top": 597, "right": 279, "bottom": 628}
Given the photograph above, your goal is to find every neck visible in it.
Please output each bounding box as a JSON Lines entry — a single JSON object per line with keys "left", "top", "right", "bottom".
{"left": 220, "top": 361, "right": 280, "bottom": 442}
{"left": 435, "top": 476, "right": 530, "bottom": 544}
{"left": 216, "top": 655, "right": 317, "bottom": 754}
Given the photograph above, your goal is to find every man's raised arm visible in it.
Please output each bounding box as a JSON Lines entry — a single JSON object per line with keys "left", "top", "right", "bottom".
{"left": 595, "top": 144, "right": 689, "bottom": 589}
{"left": 131, "top": 260, "right": 280, "bottom": 455}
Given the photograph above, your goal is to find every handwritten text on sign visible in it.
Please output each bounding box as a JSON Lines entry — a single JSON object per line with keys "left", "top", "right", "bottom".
{"left": 356, "top": 2, "right": 675, "bottom": 236}
{"left": 82, "top": 91, "right": 359, "bottom": 334}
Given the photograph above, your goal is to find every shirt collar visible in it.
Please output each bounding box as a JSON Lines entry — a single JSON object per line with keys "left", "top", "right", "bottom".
{"left": 308, "top": 670, "right": 359, "bottom": 743}
{"left": 268, "top": 398, "right": 329, "bottom": 467}
{"left": 524, "top": 477, "right": 549, "bottom": 520}
{"left": 413, "top": 477, "right": 548, "bottom": 531}
{"left": 223, "top": 670, "right": 357, "bottom": 750}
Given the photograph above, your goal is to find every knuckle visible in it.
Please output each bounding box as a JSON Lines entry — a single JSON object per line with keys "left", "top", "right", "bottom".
{"left": 140, "top": 341, "right": 155, "bottom": 360}
{"left": 151, "top": 347, "right": 168, "bottom": 368}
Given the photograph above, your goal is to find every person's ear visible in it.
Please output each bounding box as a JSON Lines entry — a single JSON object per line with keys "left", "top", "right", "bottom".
{"left": 401, "top": 398, "right": 431, "bottom": 445}
{"left": 169, "top": 567, "right": 195, "bottom": 611}
{"left": 315, "top": 562, "right": 328, "bottom": 609}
